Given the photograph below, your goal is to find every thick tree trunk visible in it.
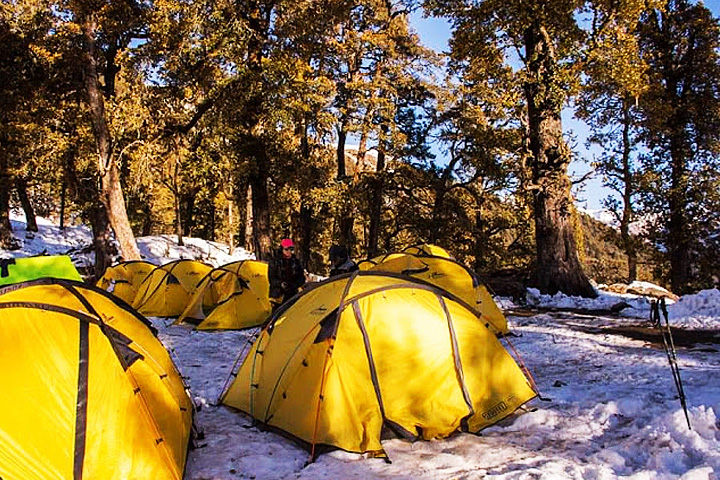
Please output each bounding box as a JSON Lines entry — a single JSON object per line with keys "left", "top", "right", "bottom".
{"left": 90, "top": 203, "right": 113, "bottom": 281}
{"left": 524, "top": 23, "right": 596, "bottom": 298}
{"left": 240, "top": 1, "right": 273, "bottom": 261}
{"left": 101, "top": 165, "right": 141, "bottom": 259}
{"left": 81, "top": 14, "right": 140, "bottom": 260}
{"left": 15, "top": 177, "right": 37, "bottom": 232}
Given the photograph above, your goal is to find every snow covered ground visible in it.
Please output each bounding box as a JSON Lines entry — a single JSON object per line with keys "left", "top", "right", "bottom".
{"left": 3, "top": 213, "right": 719, "bottom": 479}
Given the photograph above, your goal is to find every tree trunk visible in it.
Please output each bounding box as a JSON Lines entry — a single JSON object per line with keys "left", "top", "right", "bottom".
{"left": 59, "top": 179, "right": 66, "bottom": 230}
{"left": 0, "top": 155, "right": 16, "bottom": 248}
{"left": 244, "top": 183, "right": 253, "bottom": 251}
{"left": 473, "top": 198, "right": 487, "bottom": 273}
{"left": 249, "top": 162, "right": 272, "bottom": 260}
{"left": 208, "top": 187, "right": 216, "bottom": 241}
{"left": 90, "top": 203, "right": 113, "bottom": 281}
{"left": 226, "top": 187, "right": 235, "bottom": 253}
{"left": 667, "top": 135, "right": 691, "bottom": 293}
{"left": 239, "top": 1, "right": 274, "bottom": 261}
{"left": 335, "top": 121, "right": 356, "bottom": 250}
{"left": 337, "top": 121, "right": 347, "bottom": 179}
{"left": 297, "top": 119, "right": 314, "bottom": 267}
{"left": 298, "top": 201, "right": 313, "bottom": 268}
{"left": 366, "top": 150, "right": 385, "bottom": 258}
{"left": 620, "top": 101, "right": 637, "bottom": 283}
{"left": 524, "top": 23, "right": 596, "bottom": 297}
{"left": 15, "top": 177, "right": 38, "bottom": 232}
{"left": 81, "top": 14, "right": 141, "bottom": 260}
{"left": 181, "top": 192, "right": 196, "bottom": 238}
{"left": 174, "top": 193, "right": 184, "bottom": 246}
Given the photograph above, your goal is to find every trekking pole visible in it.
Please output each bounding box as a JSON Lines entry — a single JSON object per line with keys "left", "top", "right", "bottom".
{"left": 651, "top": 298, "right": 692, "bottom": 429}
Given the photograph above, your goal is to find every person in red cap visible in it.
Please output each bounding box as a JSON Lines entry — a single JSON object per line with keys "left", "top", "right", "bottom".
{"left": 268, "top": 238, "right": 305, "bottom": 310}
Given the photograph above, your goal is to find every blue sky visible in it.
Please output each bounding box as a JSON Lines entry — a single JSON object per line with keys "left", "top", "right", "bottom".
{"left": 410, "top": 3, "right": 720, "bottom": 211}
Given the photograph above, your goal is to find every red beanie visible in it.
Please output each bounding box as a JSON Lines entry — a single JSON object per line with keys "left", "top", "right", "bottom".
{"left": 280, "top": 238, "right": 294, "bottom": 248}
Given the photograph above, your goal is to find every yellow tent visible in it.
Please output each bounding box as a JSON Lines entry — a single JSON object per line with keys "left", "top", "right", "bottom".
{"left": 0, "top": 279, "right": 193, "bottom": 480}
{"left": 402, "top": 243, "right": 453, "bottom": 258}
{"left": 175, "top": 260, "right": 272, "bottom": 330}
{"left": 220, "top": 271, "right": 536, "bottom": 460}
{"left": 96, "top": 260, "right": 157, "bottom": 304}
{"left": 360, "top": 252, "right": 509, "bottom": 335}
{"left": 132, "top": 259, "right": 213, "bottom": 317}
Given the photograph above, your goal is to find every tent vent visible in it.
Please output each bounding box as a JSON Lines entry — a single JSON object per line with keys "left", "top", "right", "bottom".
{"left": 314, "top": 309, "right": 339, "bottom": 343}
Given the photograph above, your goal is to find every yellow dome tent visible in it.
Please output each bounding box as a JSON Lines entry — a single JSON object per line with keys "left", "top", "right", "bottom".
{"left": 360, "top": 250, "right": 509, "bottom": 335}
{"left": 0, "top": 279, "right": 193, "bottom": 480}
{"left": 96, "top": 260, "right": 157, "bottom": 304}
{"left": 220, "top": 271, "right": 536, "bottom": 461}
{"left": 175, "top": 260, "right": 272, "bottom": 330}
{"left": 132, "top": 259, "right": 212, "bottom": 317}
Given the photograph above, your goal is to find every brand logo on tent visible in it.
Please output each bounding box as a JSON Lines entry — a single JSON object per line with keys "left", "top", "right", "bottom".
{"left": 429, "top": 272, "right": 447, "bottom": 279}
{"left": 481, "top": 401, "right": 508, "bottom": 420}
{"left": 310, "top": 305, "right": 328, "bottom": 315}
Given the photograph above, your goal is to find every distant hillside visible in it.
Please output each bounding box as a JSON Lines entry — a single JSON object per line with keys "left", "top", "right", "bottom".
{"left": 578, "top": 211, "right": 663, "bottom": 287}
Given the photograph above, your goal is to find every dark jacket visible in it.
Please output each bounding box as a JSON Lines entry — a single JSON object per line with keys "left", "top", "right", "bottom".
{"left": 329, "top": 258, "right": 359, "bottom": 277}
{"left": 328, "top": 245, "right": 359, "bottom": 277}
{"left": 268, "top": 249, "right": 305, "bottom": 302}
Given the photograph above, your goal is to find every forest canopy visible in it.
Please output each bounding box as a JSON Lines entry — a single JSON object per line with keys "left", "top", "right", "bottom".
{"left": 1, "top": 0, "right": 718, "bottom": 296}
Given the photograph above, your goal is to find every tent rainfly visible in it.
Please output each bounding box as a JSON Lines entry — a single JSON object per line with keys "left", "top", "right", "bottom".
{"left": 0, "top": 279, "right": 194, "bottom": 480}
{"left": 132, "top": 259, "right": 213, "bottom": 317}
{"left": 175, "top": 260, "right": 272, "bottom": 330}
{"left": 402, "top": 243, "right": 454, "bottom": 259}
{"left": 220, "top": 271, "right": 537, "bottom": 461}
{"left": 96, "top": 260, "right": 157, "bottom": 304}
{"left": 359, "top": 249, "right": 509, "bottom": 335}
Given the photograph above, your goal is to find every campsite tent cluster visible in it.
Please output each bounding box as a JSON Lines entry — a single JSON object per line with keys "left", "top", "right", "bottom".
{"left": 0, "top": 247, "right": 538, "bottom": 479}
{"left": 97, "top": 258, "right": 273, "bottom": 330}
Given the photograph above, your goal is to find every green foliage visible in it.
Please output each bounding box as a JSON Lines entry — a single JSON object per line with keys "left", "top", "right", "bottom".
{"left": 579, "top": 212, "right": 662, "bottom": 286}
{"left": 2, "top": 0, "right": 716, "bottom": 294}
{"left": 635, "top": 0, "right": 720, "bottom": 292}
